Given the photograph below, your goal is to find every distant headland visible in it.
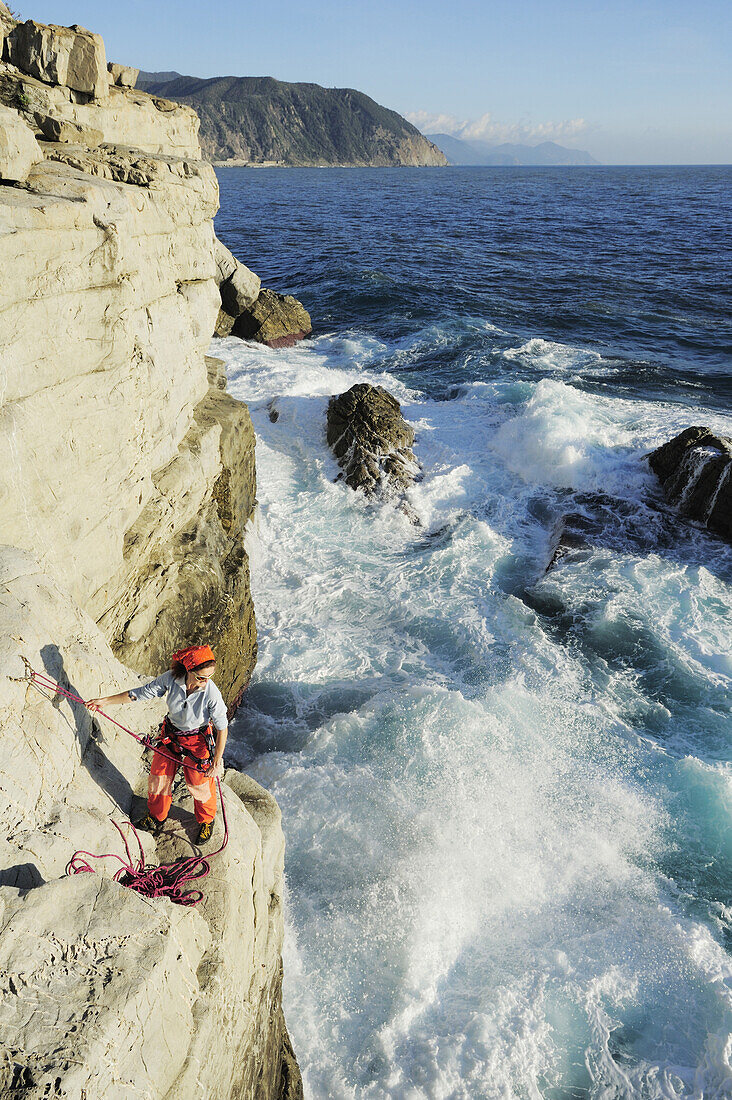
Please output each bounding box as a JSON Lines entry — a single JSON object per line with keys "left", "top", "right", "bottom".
{"left": 137, "top": 71, "right": 448, "bottom": 168}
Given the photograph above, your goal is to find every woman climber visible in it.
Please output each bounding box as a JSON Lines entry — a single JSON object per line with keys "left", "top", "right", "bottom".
{"left": 85, "top": 645, "right": 228, "bottom": 845}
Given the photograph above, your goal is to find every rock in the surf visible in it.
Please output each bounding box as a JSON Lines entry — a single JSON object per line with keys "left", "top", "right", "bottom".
{"left": 212, "top": 237, "right": 261, "bottom": 337}
{"left": 232, "top": 287, "right": 311, "bottom": 348}
{"left": 327, "top": 383, "right": 419, "bottom": 511}
{"left": 648, "top": 426, "right": 732, "bottom": 543}
{"left": 211, "top": 241, "right": 310, "bottom": 348}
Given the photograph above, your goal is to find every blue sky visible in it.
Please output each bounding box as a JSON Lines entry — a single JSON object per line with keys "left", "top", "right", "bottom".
{"left": 27, "top": 0, "right": 732, "bottom": 163}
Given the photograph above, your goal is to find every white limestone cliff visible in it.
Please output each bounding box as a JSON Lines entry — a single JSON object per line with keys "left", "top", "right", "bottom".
{"left": 0, "top": 8, "right": 301, "bottom": 1097}
{"left": 0, "top": 6, "right": 257, "bottom": 700}
{"left": 0, "top": 548, "right": 298, "bottom": 1098}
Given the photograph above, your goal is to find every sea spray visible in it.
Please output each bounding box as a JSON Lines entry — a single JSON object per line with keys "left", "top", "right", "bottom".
{"left": 219, "top": 323, "right": 732, "bottom": 1098}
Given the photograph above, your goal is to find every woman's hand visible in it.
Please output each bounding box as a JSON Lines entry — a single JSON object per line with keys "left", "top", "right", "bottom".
{"left": 212, "top": 726, "right": 227, "bottom": 780}
{"left": 85, "top": 698, "right": 104, "bottom": 712}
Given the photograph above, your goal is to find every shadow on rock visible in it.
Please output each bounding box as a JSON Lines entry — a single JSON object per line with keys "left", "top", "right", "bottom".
{"left": 40, "top": 643, "right": 134, "bottom": 813}
{"left": 0, "top": 861, "right": 45, "bottom": 892}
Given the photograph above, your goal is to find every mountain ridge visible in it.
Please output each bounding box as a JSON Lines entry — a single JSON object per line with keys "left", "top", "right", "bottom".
{"left": 138, "top": 71, "right": 447, "bottom": 167}
{"left": 427, "top": 132, "right": 599, "bottom": 166}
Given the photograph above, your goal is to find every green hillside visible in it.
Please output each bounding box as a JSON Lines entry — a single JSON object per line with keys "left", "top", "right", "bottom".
{"left": 138, "top": 73, "right": 447, "bottom": 167}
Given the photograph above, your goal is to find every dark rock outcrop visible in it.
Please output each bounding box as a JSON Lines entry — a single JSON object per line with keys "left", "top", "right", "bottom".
{"left": 211, "top": 240, "right": 310, "bottom": 348}
{"left": 233, "top": 288, "right": 312, "bottom": 348}
{"left": 326, "top": 383, "right": 419, "bottom": 513}
{"left": 648, "top": 426, "right": 732, "bottom": 543}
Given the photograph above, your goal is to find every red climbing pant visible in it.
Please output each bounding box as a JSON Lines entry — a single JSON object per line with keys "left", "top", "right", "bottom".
{"left": 147, "top": 734, "right": 217, "bottom": 824}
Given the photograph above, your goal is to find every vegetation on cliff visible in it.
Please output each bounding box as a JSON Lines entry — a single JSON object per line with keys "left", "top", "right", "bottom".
{"left": 138, "top": 71, "right": 448, "bottom": 167}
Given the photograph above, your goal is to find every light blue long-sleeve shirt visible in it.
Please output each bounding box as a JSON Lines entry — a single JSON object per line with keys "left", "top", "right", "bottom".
{"left": 129, "top": 670, "right": 228, "bottom": 732}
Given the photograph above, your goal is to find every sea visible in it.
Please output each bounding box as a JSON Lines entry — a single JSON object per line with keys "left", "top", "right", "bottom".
{"left": 214, "top": 166, "right": 732, "bottom": 1100}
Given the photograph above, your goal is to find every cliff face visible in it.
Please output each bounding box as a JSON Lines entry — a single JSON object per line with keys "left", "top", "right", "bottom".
{"left": 138, "top": 73, "right": 449, "bottom": 167}
{"left": 0, "top": 9, "right": 300, "bottom": 1096}
{"left": 0, "top": 25, "right": 256, "bottom": 699}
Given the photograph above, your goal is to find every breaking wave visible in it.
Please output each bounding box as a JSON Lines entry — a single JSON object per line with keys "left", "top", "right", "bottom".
{"left": 216, "top": 165, "right": 732, "bottom": 1099}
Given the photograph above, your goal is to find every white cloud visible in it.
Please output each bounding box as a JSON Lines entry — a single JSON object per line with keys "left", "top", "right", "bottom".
{"left": 406, "top": 109, "right": 468, "bottom": 135}
{"left": 406, "top": 109, "right": 589, "bottom": 146}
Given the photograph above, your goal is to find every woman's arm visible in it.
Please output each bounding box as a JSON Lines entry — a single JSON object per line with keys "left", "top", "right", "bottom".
{"left": 85, "top": 691, "right": 136, "bottom": 712}
{"left": 212, "top": 725, "right": 228, "bottom": 777}
{"left": 87, "top": 673, "right": 172, "bottom": 712}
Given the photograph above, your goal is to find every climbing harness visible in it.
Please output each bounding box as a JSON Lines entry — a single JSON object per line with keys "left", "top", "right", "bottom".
{"left": 154, "top": 715, "right": 217, "bottom": 773}
{"left": 10, "top": 657, "right": 229, "bottom": 906}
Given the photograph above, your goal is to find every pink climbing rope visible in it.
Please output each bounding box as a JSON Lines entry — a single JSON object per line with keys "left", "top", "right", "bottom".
{"left": 16, "top": 660, "right": 229, "bottom": 906}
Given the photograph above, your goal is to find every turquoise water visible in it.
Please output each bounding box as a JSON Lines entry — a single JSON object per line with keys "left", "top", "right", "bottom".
{"left": 217, "top": 167, "right": 732, "bottom": 1099}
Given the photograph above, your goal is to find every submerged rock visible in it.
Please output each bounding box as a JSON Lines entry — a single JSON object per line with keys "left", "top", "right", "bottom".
{"left": 545, "top": 515, "right": 590, "bottom": 573}
{"left": 648, "top": 426, "right": 732, "bottom": 543}
{"left": 232, "top": 287, "right": 312, "bottom": 348}
{"left": 326, "top": 383, "right": 420, "bottom": 516}
{"left": 543, "top": 491, "right": 695, "bottom": 575}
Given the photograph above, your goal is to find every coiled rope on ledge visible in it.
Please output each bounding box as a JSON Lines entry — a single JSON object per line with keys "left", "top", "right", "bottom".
{"left": 11, "top": 657, "right": 229, "bottom": 906}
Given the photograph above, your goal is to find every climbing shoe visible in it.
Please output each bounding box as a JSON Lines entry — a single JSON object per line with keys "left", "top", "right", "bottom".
{"left": 197, "top": 820, "right": 214, "bottom": 845}
{"left": 135, "top": 813, "right": 164, "bottom": 833}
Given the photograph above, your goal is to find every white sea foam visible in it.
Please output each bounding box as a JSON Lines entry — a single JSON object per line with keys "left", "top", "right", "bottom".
{"left": 217, "top": 332, "right": 414, "bottom": 406}
{"left": 503, "top": 336, "right": 605, "bottom": 373}
{"left": 220, "top": 330, "right": 732, "bottom": 1098}
{"left": 487, "top": 376, "right": 732, "bottom": 500}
